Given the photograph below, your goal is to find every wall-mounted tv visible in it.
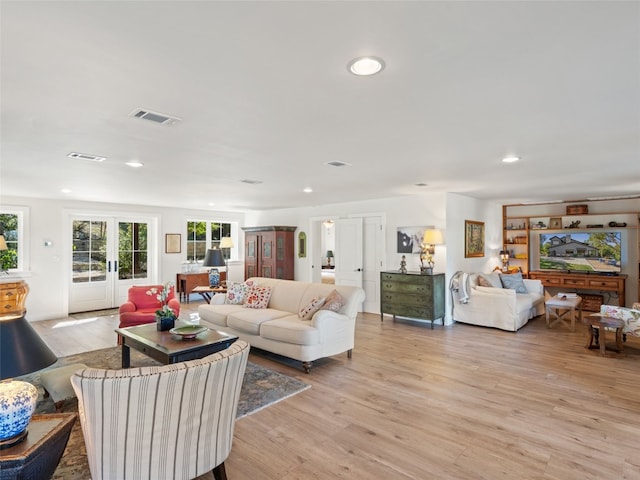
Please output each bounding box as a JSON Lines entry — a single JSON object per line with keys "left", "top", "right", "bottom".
{"left": 539, "top": 231, "right": 622, "bottom": 273}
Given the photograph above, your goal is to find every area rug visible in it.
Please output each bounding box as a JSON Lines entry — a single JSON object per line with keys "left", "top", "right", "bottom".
{"left": 20, "top": 346, "right": 310, "bottom": 479}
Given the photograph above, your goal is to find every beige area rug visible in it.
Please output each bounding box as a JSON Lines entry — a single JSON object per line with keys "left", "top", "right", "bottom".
{"left": 22, "top": 347, "right": 310, "bottom": 479}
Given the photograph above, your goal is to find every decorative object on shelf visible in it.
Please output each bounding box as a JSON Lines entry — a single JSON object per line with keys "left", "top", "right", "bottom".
{"left": 567, "top": 220, "right": 581, "bottom": 229}
{"left": 397, "top": 226, "right": 428, "bottom": 254}
{"left": 203, "top": 248, "right": 225, "bottom": 287}
{"left": 549, "top": 217, "right": 562, "bottom": 229}
{"left": 464, "top": 220, "right": 485, "bottom": 258}
{"left": 500, "top": 250, "right": 510, "bottom": 272}
{"left": 566, "top": 204, "right": 588, "bottom": 215}
{"left": 399, "top": 255, "right": 407, "bottom": 273}
{"left": 608, "top": 221, "right": 627, "bottom": 227}
{"left": 326, "top": 250, "right": 334, "bottom": 267}
{"left": 147, "top": 282, "right": 178, "bottom": 331}
{"left": 0, "top": 280, "right": 57, "bottom": 448}
{"left": 298, "top": 231, "right": 307, "bottom": 258}
{"left": 530, "top": 221, "right": 546, "bottom": 229}
{"left": 420, "top": 228, "right": 443, "bottom": 274}
{"left": 165, "top": 233, "right": 181, "bottom": 254}
{"left": 220, "top": 237, "right": 234, "bottom": 283}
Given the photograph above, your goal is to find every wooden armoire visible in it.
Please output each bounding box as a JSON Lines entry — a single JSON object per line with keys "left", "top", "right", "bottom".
{"left": 242, "top": 226, "right": 296, "bottom": 280}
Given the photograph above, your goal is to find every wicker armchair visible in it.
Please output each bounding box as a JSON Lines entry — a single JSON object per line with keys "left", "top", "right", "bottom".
{"left": 71, "top": 341, "right": 249, "bottom": 480}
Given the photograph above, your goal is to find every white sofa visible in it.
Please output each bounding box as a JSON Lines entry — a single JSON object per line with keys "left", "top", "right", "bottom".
{"left": 198, "top": 277, "right": 365, "bottom": 372}
{"left": 452, "top": 272, "right": 545, "bottom": 331}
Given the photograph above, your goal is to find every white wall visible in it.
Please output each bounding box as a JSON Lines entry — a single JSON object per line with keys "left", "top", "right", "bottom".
{"left": 1, "top": 195, "right": 244, "bottom": 321}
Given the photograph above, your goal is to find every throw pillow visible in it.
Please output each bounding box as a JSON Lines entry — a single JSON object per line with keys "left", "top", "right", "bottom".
{"left": 477, "top": 275, "right": 494, "bottom": 288}
{"left": 225, "top": 280, "right": 256, "bottom": 305}
{"left": 244, "top": 285, "right": 272, "bottom": 309}
{"left": 499, "top": 273, "right": 527, "bottom": 294}
{"left": 478, "top": 272, "right": 502, "bottom": 288}
{"left": 320, "top": 289, "right": 345, "bottom": 313}
{"left": 298, "top": 296, "right": 326, "bottom": 320}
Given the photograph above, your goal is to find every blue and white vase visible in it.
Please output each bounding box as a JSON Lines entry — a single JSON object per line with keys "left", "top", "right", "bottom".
{"left": 209, "top": 268, "right": 220, "bottom": 287}
{"left": 0, "top": 380, "right": 38, "bottom": 442}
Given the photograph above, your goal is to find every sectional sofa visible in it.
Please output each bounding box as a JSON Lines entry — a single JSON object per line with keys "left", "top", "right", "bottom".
{"left": 198, "top": 277, "right": 365, "bottom": 372}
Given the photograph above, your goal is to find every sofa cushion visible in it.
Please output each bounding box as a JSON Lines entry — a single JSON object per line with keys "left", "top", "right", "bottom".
{"left": 298, "top": 295, "right": 326, "bottom": 320}
{"left": 320, "top": 289, "right": 345, "bottom": 313}
{"left": 244, "top": 285, "right": 272, "bottom": 309}
{"left": 225, "top": 280, "right": 256, "bottom": 305}
{"left": 198, "top": 304, "right": 245, "bottom": 327}
{"left": 260, "top": 316, "right": 321, "bottom": 346}
{"left": 500, "top": 273, "right": 527, "bottom": 293}
{"left": 227, "top": 308, "right": 290, "bottom": 335}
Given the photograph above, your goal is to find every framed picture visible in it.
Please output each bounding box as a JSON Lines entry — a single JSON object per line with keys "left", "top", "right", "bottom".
{"left": 397, "top": 226, "right": 429, "bottom": 254}
{"left": 165, "top": 233, "right": 181, "bottom": 254}
{"left": 464, "top": 220, "right": 485, "bottom": 258}
{"left": 549, "top": 217, "right": 562, "bottom": 229}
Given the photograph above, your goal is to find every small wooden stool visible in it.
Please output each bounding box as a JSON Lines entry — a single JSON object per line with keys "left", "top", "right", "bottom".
{"left": 40, "top": 363, "right": 87, "bottom": 410}
{"left": 584, "top": 315, "right": 625, "bottom": 357}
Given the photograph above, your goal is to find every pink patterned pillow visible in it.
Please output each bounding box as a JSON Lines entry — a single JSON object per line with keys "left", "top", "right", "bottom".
{"left": 298, "top": 296, "right": 326, "bottom": 320}
{"left": 225, "top": 280, "right": 256, "bottom": 305}
{"left": 320, "top": 289, "right": 345, "bottom": 313}
{"left": 244, "top": 285, "right": 272, "bottom": 309}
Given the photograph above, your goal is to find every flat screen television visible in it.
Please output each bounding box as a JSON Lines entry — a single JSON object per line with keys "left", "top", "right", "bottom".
{"left": 538, "top": 231, "right": 622, "bottom": 273}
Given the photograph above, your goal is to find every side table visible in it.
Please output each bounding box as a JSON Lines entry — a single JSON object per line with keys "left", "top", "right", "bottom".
{"left": 191, "top": 285, "right": 227, "bottom": 304}
{"left": 583, "top": 315, "right": 625, "bottom": 357}
{"left": 545, "top": 295, "right": 582, "bottom": 331}
{"left": 0, "top": 413, "right": 76, "bottom": 480}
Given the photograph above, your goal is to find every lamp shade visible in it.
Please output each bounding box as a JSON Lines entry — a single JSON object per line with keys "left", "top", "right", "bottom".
{"left": 326, "top": 250, "right": 334, "bottom": 258}
{"left": 422, "top": 229, "right": 443, "bottom": 246}
{"left": 202, "top": 249, "right": 225, "bottom": 267}
{"left": 220, "top": 237, "right": 234, "bottom": 249}
{"left": 0, "top": 235, "right": 7, "bottom": 251}
{"left": 0, "top": 315, "right": 57, "bottom": 380}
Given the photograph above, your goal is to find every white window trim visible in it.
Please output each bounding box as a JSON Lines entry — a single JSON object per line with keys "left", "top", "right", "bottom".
{"left": 1, "top": 205, "right": 30, "bottom": 276}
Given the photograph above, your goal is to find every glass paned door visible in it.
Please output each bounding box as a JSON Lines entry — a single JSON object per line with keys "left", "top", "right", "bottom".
{"left": 118, "top": 222, "right": 148, "bottom": 280}
{"left": 72, "top": 220, "right": 107, "bottom": 283}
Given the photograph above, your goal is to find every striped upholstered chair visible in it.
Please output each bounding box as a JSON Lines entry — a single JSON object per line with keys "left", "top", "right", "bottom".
{"left": 70, "top": 341, "right": 249, "bottom": 480}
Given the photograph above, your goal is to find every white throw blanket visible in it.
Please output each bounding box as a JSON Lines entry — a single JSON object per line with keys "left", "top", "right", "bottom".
{"left": 451, "top": 271, "right": 470, "bottom": 304}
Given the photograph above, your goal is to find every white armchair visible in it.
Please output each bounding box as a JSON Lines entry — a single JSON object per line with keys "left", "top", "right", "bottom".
{"left": 71, "top": 340, "right": 249, "bottom": 480}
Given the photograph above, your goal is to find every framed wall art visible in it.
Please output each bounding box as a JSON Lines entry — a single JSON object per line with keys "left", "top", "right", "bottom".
{"left": 397, "top": 226, "right": 429, "bottom": 254}
{"left": 165, "top": 233, "right": 181, "bottom": 254}
{"left": 549, "top": 217, "right": 562, "bottom": 229}
{"left": 464, "top": 220, "right": 485, "bottom": 258}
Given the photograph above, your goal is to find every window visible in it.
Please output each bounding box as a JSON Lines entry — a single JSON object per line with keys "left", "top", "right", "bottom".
{"left": 186, "top": 221, "right": 232, "bottom": 261}
{"left": 0, "top": 207, "right": 29, "bottom": 272}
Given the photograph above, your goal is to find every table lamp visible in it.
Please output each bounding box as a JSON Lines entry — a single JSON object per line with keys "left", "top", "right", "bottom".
{"left": 220, "top": 237, "right": 234, "bottom": 284}
{"left": 500, "top": 250, "right": 510, "bottom": 272}
{"left": 0, "top": 281, "right": 57, "bottom": 448}
{"left": 0, "top": 233, "right": 8, "bottom": 274}
{"left": 420, "top": 229, "right": 444, "bottom": 274}
{"left": 326, "top": 250, "right": 334, "bottom": 268}
{"left": 202, "top": 249, "right": 225, "bottom": 287}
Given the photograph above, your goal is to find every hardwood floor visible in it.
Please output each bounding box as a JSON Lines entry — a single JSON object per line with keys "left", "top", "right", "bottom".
{"left": 33, "top": 304, "right": 640, "bottom": 479}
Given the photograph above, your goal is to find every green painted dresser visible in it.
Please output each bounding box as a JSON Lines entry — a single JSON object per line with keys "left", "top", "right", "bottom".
{"left": 380, "top": 271, "right": 446, "bottom": 328}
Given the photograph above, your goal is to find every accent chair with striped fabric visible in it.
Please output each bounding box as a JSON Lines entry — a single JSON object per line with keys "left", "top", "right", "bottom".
{"left": 70, "top": 340, "right": 249, "bottom": 480}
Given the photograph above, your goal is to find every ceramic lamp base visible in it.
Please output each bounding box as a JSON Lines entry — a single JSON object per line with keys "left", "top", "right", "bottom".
{"left": 0, "top": 380, "right": 38, "bottom": 446}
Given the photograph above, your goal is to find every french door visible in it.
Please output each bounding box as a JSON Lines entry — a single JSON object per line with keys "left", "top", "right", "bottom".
{"left": 69, "top": 215, "right": 156, "bottom": 313}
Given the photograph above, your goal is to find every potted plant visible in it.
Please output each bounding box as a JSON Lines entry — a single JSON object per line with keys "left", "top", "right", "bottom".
{"left": 147, "top": 282, "right": 177, "bottom": 331}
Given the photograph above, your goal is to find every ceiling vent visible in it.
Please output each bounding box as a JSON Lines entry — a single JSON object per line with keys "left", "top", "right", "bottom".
{"left": 241, "top": 179, "right": 263, "bottom": 185}
{"left": 326, "top": 161, "right": 352, "bottom": 167}
{"left": 129, "top": 108, "right": 182, "bottom": 126}
{"left": 68, "top": 152, "right": 106, "bottom": 162}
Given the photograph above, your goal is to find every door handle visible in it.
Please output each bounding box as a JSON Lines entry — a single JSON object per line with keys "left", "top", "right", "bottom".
{"left": 355, "top": 268, "right": 362, "bottom": 272}
{"left": 108, "top": 261, "right": 111, "bottom": 272}
{"left": 114, "top": 261, "right": 118, "bottom": 272}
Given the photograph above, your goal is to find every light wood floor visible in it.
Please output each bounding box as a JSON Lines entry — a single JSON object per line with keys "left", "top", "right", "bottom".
{"left": 33, "top": 303, "right": 640, "bottom": 479}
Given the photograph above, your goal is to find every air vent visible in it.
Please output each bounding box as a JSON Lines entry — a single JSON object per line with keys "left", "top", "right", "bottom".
{"left": 326, "top": 161, "right": 352, "bottom": 167}
{"left": 241, "top": 179, "right": 263, "bottom": 185}
{"left": 129, "top": 108, "right": 182, "bottom": 126}
{"left": 68, "top": 152, "right": 106, "bottom": 162}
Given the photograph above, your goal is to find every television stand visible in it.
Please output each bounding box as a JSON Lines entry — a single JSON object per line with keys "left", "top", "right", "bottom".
{"left": 528, "top": 271, "right": 627, "bottom": 307}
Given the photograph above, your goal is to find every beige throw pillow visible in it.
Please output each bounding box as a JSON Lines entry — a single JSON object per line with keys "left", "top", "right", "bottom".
{"left": 320, "top": 289, "right": 345, "bottom": 313}
{"left": 298, "top": 296, "right": 326, "bottom": 320}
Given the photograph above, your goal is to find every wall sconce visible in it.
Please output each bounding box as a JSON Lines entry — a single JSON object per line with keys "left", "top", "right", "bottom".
{"left": 420, "top": 229, "right": 443, "bottom": 274}
{"left": 500, "top": 250, "right": 510, "bottom": 272}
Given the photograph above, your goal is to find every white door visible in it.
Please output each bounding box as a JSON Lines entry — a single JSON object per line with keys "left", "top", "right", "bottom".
{"left": 362, "top": 216, "right": 384, "bottom": 313}
{"left": 69, "top": 216, "right": 155, "bottom": 312}
{"left": 334, "top": 218, "right": 363, "bottom": 289}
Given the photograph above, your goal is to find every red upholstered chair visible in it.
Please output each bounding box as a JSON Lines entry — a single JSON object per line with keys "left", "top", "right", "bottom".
{"left": 118, "top": 285, "right": 180, "bottom": 332}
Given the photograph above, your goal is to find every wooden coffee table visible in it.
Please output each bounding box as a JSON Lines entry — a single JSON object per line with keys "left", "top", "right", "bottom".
{"left": 583, "top": 314, "right": 625, "bottom": 357}
{"left": 115, "top": 321, "right": 238, "bottom": 368}
{"left": 545, "top": 295, "right": 582, "bottom": 331}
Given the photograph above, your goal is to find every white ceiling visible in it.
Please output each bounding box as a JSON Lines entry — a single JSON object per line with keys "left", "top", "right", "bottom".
{"left": 1, "top": 1, "right": 639, "bottom": 212}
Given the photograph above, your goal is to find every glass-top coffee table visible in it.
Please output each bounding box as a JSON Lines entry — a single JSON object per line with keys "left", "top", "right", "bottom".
{"left": 115, "top": 321, "right": 238, "bottom": 368}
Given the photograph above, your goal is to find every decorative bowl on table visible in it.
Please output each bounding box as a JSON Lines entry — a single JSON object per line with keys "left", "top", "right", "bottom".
{"left": 169, "top": 325, "right": 208, "bottom": 339}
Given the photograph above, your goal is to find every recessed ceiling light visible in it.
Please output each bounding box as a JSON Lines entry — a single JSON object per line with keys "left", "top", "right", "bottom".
{"left": 125, "top": 161, "right": 144, "bottom": 168}
{"left": 502, "top": 155, "right": 520, "bottom": 163}
{"left": 303, "top": 187, "right": 313, "bottom": 193}
{"left": 61, "top": 189, "right": 72, "bottom": 194}
{"left": 208, "top": 202, "right": 216, "bottom": 207}
{"left": 347, "top": 56, "right": 385, "bottom": 76}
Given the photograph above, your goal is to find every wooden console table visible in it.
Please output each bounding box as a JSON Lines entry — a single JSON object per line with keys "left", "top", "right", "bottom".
{"left": 528, "top": 271, "right": 627, "bottom": 307}
{"left": 175, "top": 272, "right": 226, "bottom": 303}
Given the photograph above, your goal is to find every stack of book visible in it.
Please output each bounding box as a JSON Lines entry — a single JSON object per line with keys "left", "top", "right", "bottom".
{"left": 557, "top": 292, "right": 578, "bottom": 298}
